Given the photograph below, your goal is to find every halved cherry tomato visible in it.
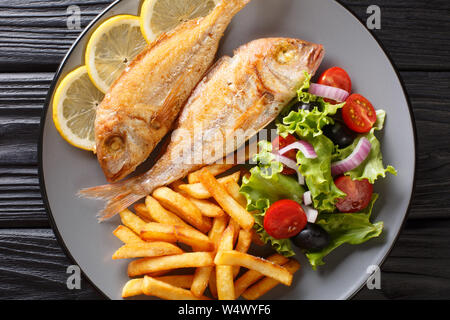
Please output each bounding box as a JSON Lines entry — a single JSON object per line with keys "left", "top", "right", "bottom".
{"left": 272, "top": 134, "right": 298, "bottom": 175}
{"left": 264, "top": 200, "right": 307, "bottom": 239}
{"left": 334, "top": 176, "right": 373, "bottom": 213}
{"left": 342, "top": 94, "right": 377, "bottom": 133}
{"left": 318, "top": 67, "right": 352, "bottom": 103}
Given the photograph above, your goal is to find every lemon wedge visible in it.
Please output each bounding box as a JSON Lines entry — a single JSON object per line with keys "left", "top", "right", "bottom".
{"left": 53, "top": 66, "right": 104, "bottom": 151}
{"left": 85, "top": 15, "right": 148, "bottom": 93}
{"left": 140, "top": 0, "right": 218, "bottom": 43}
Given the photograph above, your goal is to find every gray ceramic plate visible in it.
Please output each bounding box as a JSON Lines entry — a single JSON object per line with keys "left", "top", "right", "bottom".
{"left": 39, "top": 0, "right": 416, "bottom": 300}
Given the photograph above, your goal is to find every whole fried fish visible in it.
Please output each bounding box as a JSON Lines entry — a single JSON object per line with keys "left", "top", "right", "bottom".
{"left": 81, "top": 37, "right": 325, "bottom": 221}
{"left": 95, "top": 0, "right": 251, "bottom": 182}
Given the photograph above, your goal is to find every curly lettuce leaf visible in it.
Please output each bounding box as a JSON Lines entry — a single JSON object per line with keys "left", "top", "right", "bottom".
{"left": 240, "top": 149, "right": 305, "bottom": 257}
{"left": 306, "top": 194, "right": 383, "bottom": 269}
{"left": 278, "top": 72, "right": 344, "bottom": 138}
{"left": 297, "top": 135, "right": 346, "bottom": 213}
{"left": 333, "top": 110, "right": 397, "bottom": 184}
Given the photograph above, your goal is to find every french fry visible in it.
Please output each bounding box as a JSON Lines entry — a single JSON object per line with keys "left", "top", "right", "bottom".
{"left": 113, "top": 225, "right": 145, "bottom": 244}
{"left": 112, "top": 242, "right": 183, "bottom": 260}
{"left": 145, "top": 196, "right": 191, "bottom": 229}
{"left": 120, "top": 209, "right": 147, "bottom": 235}
{"left": 153, "top": 187, "right": 211, "bottom": 233}
{"left": 209, "top": 268, "right": 218, "bottom": 298}
{"left": 178, "top": 172, "right": 240, "bottom": 199}
{"left": 242, "top": 259, "right": 301, "bottom": 300}
{"left": 155, "top": 275, "right": 194, "bottom": 289}
{"left": 233, "top": 229, "right": 253, "bottom": 277}
{"left": 214, "top": 250, "right": 293, "bottom": 286}
{"left": 228, "top": 218, "right": 240, "bottom": 246}
{"left": 223, "top": 180, "right": 247, "bottom": 208}
{"left": 216, "top": 225, "right": 236, "bottom": 300}
{"left": 140, "top": 222, "right": 214, "bottom": 251}
{"left": 190, "top": 215, "right": 228, "bottom": 297}
{"left": 199, "top": 169, "right": 254, "bottom": 230}
{"left": 188, "top": 197, "right": 225, "bottom": 218}
{"left": 234, "top": 254, "right": 290, "bottom": 298}
{"left": 142, "top": 276, "right": 210, "bottom": 300}
{"left": 122, "top": 279, "right": 144, "bottom": 298}
{"left": 134, "top": 203, "right": 153, "bottom": 222}
{"left": 188, "top": 164, "right": 235, "bottom": 184}
{"left": 128, "top": 252, "right": 214, "bottom": 277}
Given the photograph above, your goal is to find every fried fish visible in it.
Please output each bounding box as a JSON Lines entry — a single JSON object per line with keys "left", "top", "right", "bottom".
{"left": 95, "top": 0, "right": 252, "bottom": 182}
{"left": 81, "top": 37, "right": 325, "bottom": 221}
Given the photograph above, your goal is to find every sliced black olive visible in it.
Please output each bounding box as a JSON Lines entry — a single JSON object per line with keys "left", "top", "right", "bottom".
{"left": 291, "top": 223, "right": 330, "bottom": 251}
{"left": 323, "top": 120, "right": 356, "bottom": 148}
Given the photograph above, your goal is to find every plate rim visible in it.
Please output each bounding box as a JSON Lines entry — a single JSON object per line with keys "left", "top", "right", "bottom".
{"left": 38, "top": 0, "right": 418, "bottom": 300}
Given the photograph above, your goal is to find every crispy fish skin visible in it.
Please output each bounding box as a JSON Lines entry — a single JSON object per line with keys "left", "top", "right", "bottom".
{"left": 96, "top": 0, "right": 252, "bottom": 183}
{"left": 81, "top": 38, "right": 324, "bottom": 221}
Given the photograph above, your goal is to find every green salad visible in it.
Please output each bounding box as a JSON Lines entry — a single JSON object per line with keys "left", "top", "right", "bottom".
{"left": 240, "top": 68, "right": 397, "bottom": 269}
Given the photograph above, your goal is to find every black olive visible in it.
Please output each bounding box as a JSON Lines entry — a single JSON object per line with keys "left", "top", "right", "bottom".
{"left": 291, "top": 223, "right": 330, "bottom": 251}
{"left": 323, "top": 120, "right": 356, "bottom": 148}
{"left": 295, "top": 101, "right": 320, "bottom": 112}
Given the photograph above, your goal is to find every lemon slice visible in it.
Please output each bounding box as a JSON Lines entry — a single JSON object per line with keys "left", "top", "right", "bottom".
{"left": 140, "top": 0, "right": 218, "bottom": 43}
{"left": 53, "top": 66, "right": 104, "bottom": 151}
{"left": 85, "top": 15, "right": 148, "bottom": 93}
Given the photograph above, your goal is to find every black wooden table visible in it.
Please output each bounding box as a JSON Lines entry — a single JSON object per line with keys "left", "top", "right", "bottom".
{"left": 0, "top": 0, "right": 449, "bottom": 300}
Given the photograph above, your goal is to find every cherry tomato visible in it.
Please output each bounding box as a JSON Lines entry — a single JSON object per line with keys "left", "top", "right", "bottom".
{"left": 264, "top": 200, "right": 307, "bottom": 239}
{"left": 334, "top": 176, "right": 373, "bottom": 213}
{"left": 342, "top": 94, "right": 377, "bottom": 133}
{"left": 272, "top": 134, "right": 298, "bottom": 175}
{"left": 318, "top": 67, "right": 352, "bottom": 103}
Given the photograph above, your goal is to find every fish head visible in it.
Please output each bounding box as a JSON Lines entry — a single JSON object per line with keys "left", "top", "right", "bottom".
{"left": 255, "top": 38, "right": 325, "bottom": 95}
{"left": 96, "top": 114, "right": 155, "bottom": 182}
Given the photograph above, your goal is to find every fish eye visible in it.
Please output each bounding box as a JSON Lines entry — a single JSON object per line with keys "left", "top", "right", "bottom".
{"left": 106, "top": 136, "right": 124, "bottom": 152}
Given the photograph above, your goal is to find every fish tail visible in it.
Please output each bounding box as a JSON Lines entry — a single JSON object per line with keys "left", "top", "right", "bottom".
{"left": 78, "top": 177, "right": 148, "bottom": 222}
{"left": 215, "top": 0, "right": 252, "bottom": 18}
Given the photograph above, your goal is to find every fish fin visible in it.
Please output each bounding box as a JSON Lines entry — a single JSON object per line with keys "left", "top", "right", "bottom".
{"left": 233, "top": 92, "right": 274, "bottom": 132}
{"left": 216, "top": 0, "right": 252, "bottom": 17}
{"left": 78, "top": 178, "right": 147, "bottom": 222}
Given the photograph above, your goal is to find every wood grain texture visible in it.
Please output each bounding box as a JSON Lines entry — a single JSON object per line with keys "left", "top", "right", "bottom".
{"left": 0, "top": 0, "right": 448, "bottom": 300}
{"left": 0, "top": 0, "right": 449, "bottom": 70}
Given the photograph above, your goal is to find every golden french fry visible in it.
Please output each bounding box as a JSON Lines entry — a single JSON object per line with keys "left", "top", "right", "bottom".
{"left": 188, "top": 164, "right": 235, "bottom": 184}
{"left": 223, "top": 180, "right": 247, "bottom": 208}
{"left": 228, "top": 218, "right": 240, "bottom": 246}
{"left": 112, "top": 242, "right": 183, "bottom": 260}
{"left": 154, "top": 275, "right": 194, "bottom": 289}
{"left": 113, "top": 225, "right": 145, "bottom": 244}
{"left": 122, "top": 278, "right": 144, "bottom": 298}
{"left": 209, "top": 268, "right": 218, "bottom": 299}
{"left": 191, "top": 215, "right": 228, "bottom": 297}
{"left": 234, "top": 253, "right": 290, "bottom": 298}
{"left": 142, "top": 276, "right": 210, "bottom": 300}
{"left": 153, "top": 187, "right": 211, "bottom": 233}
{"left": 145, "top": 196, "right": 192, "bottom": 229}
{"left": 140, "top": 222, "right": 214, "bottom": 251}
{"left": 216, "top": 225, "right": 236, "bottom": 300}
{"left": 189, "top": 197, "right": 225, "bottom": 218}
{"left": 199, "top": 169, "right": 254, "bottom": 230}
{"left": 179, "top": 172, "right": 240, "bottom": 199}
{"left": 233, "top": 229, "right": 253, "bottom": 278}
{"left": 134, "top": 203, "right": 153, "bottom": 222}
{"left": 128, "top": 252, "right": 214, "bottom": 277}
{"left": 215, "top": 250, "right": 293, "bottom": 286}
{"left": 120, "top": 209, "right": 147, "bottom": 235}
{"left": 242, "top": 259, "right": 301, "bottom": 300}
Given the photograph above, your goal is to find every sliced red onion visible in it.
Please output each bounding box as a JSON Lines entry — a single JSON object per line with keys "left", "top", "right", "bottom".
{"left": 331, "top": 137, "right": 372, "bottom": 176}
{"left": 302, "top": 205, "right": 318, "bottom": 223}
{"left": 303, "top": 191, "right": 312, "bottom": 206}
{"left": 278, "top": 141, "right": 317, "bottom": 159}
{"left": 274, "top": 155, "right": 305, "bottom": 185}
{"left": 309, "top": 83, "right": 349, "bottom": 102}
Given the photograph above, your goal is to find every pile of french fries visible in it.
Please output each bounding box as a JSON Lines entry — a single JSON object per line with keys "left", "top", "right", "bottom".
{"left": 112, "top": 164, "right": 301, "bottom": 300}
